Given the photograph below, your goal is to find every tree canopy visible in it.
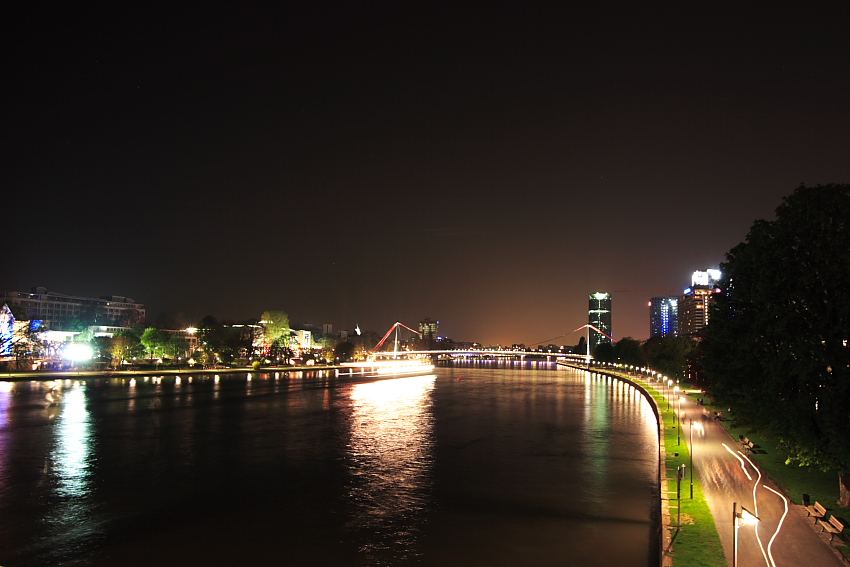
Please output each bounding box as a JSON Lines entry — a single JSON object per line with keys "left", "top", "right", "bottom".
{"left": 644, "top": 335, "right": 694, "bottom": 381}
{"left": 703, "top": 183, "right": 850, "bottom": 505}
{"left": 613, "top": 337, "right": 647, "bottom": 367}
{"left": 261, "top": 310, "right": 290, "bottom": 345}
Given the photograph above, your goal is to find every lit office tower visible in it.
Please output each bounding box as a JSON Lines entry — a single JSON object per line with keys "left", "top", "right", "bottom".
{"left": 588, "top": 292, "right": 612, "bottom": 348}
{"left": 419, "top": 318, "right": 440, "bottom": 340}
{"left": 679, "top": 269, "right": 721, "bottom": 336}
{"left": 649, "top": 297, "right": 678, "bottom": 337}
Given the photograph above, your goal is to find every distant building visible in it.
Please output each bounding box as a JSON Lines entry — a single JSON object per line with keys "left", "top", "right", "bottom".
{"left": 419, "top": 318, "right": 440, "bottom": 340}
{"left": 292, "top": 329, "right": 312, "bottom": 351}
{"left": 3, "top": 287, "right": 145, "bottom": 330}
{"left": 649, "top": 297, "right": 678, "bottom": 337}
{"left": 678, "top": 270, "right": 721, "bottom": 336}
{"left": 588, "top": 292, "right": 612, "bottom": 348}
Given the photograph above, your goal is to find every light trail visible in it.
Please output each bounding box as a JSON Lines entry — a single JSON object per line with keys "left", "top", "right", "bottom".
{"left": 738, "top": 451, "right": 789, "bottom": 567}
{"left": 722, "top": 443, "right": 753, "bottom": 480}
{"left": 763, "top": 486, "right": 789, "bottom": 567}
{"left": 742, "top": 452, "right": 771, "bottom": 567}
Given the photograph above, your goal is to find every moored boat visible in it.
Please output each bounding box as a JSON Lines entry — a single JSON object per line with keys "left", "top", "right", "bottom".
{"left": 338, "top": 321, "right": 435, "bottom": 377}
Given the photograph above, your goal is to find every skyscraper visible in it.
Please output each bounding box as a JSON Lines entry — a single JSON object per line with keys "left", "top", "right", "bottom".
{"left": 649, "top": 297, "right": 678, "bottom": 337}
{"left": 679, "top": 270, "right": 721, "bottom": 336}
{"left": 419, "top": 318, "right": 439, "bottom": 340}
{"left": 588, "top": 292, "right": 612, "bottom": 348}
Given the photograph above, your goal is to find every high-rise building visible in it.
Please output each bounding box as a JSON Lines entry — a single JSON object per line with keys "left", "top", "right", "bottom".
{"left": 649, "top": 297, "right": 678, "bottom": 337}
{"left": 588, "top": 292, "right": 612, "bottom": 348}
{"left": 419, "top": 318, "right": 440, "bottom": 340}
{"left": 3, "top": 287, "right": 145, "bottom": 330}
{"left": 678, "top": 270, "right": 721, "bottom": 336}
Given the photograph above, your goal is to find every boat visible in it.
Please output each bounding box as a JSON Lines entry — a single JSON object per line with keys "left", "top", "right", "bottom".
{"left": 338, "top": 358, "right": 435, "bottom": 377}
{"left": 338, "top": 322, "right": 435, "bottom": 377}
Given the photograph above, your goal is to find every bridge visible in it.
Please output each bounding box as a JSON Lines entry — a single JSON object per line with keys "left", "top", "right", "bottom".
{"left": 367, "top": 322, "right": 612, "bottom": 363}
{"left": 369, "top": 349, "right": 589, "bottom": 363}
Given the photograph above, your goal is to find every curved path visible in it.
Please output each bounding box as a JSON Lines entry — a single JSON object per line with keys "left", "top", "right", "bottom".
{"left": 652, "top": 377, "right": 845, "bottom": 567}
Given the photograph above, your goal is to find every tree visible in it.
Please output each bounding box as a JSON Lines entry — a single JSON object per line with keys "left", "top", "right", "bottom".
{"left": 12, "top": 320, "right": 44, "bottom": 369}
{"left": 92, "top": 336, "right": 114, "bottom": 363}
{"left": 613, "top": 337, "right": 647, "bottom": 367}
{"left": 6, "top": 302, "right": 31, "bottom": 321}
{"left": 118, "top": 308, "right": 145, "bottom": 327}
{"left": 112, "top": 328, "right": 143, "bottom": 363}
{"left": 140, "top": 327, "right": 166, "bottom": 361}
{"left": 643, "top": 335, "right": 694, "bottom": 381}
{"left": 154, "top": 310, "right": 188, "bottom": 330}
{"left": 334, "top": 341, "right": 354, "bottom": 362}
{"left": 703, "top": 184, "right": 850, "bottom": 506}
{"left": 261, "top": 310, "right": 290, "bottom": 344}
{"left": 572, "top": 336, "right": 587, "bottom": 355}
{"left": 65, "top": 305, "right": 99, "bottom": 331}
{"left": 261, "top": 310, "right": 290, "bottom": 359}
{"left": 593, "top": 341, "right": 615, "bottom": 362}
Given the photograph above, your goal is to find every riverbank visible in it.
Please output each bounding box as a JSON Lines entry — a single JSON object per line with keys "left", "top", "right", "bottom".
{"left": 563, "top": 363, "right": 848, "bottom": 567}
{"left": 0, "top": 364, "right": 340, "bottom": 381}
{"left": 558, "top": 362, "right": 725, "bottom": 567}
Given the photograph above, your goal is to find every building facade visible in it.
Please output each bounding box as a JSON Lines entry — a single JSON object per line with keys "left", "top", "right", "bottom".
{"left": 649, "top": 297, "right": 678, "bottom": 337}
{"left": 588, "top": 292, "right": 612, "bottom": 348}
{"left": 3, "top": 287, "right": 145, "bottom": 330}
{"left": 678, "top": 270, "right": 721, "bottom": 336}
{"left": 419, "top": 318, "right": 440, "bottom": 340}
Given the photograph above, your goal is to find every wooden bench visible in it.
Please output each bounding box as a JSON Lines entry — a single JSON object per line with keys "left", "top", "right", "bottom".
{"left": 818, "top": 515, "right": 845, "bottom": 542}
{"left": 807, "top": 501, "right": 828, "bottom": 520}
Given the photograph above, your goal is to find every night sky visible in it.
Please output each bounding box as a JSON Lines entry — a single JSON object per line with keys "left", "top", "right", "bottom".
{"left": 6, "top": 3, "right": 850, "bottom": 345}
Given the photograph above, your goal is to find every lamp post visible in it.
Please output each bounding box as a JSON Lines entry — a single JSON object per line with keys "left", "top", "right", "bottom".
{"left": 733, "top": 502, "right": 759, "bottom": 567}
{"left": 689, "top": 419, "right": 702, "bottom": 499}
{"left": 667, "top": 379, "right": 673, "bottom": 409}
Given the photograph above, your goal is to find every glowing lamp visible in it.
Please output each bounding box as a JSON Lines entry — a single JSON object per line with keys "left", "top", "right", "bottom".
{"left": 65, "top": 343, "right": 93, "bottom": 361}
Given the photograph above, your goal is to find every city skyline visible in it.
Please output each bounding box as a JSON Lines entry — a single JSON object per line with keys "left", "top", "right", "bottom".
{"left": 6, "top": 4, "right": 849, "bottom": 345}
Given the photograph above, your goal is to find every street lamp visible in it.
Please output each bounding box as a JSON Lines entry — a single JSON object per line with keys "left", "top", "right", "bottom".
{"left": 733, "top": 502, "right": 759, "bottom": 567}
{"left": 667, "top": 379, "right": 673, "bottom": 409}
{"left": 689, "top": 419, "right": 703, "bottom": 499}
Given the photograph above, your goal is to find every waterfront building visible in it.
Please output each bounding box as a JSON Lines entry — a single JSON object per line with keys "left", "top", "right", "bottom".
{"left": 3, "top": 287, "right": 145, "bottom": 330}
{"left": 588, "top": 292, "right": 612, "bottom": 348}
{"left": 678, "top": 270, "right": 721, "bottom": 336}
{"left": 649, "top": 297, "right": 678, "bottom": 337}
{"left": 292, "top": 329, "right": 312, "bottom": 351}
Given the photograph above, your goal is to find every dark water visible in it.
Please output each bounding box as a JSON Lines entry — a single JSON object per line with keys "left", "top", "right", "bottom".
{"left": 0, "top": 364, "right": 659, "bottom": 566}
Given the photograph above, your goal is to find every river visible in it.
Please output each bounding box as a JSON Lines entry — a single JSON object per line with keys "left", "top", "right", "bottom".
{"left": 0, "top": 362, "right": 659, "bottom": 566}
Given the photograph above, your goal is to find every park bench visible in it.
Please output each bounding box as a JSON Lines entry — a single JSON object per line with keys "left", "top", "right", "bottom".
{"left": 740, "top": 438, "right": 755, "bottom": 454}
{"left": 818, "top": 515, "right": 845, "bottom": 542}
{"left": 806, "top": 501, "right": 828, "bottom": 520}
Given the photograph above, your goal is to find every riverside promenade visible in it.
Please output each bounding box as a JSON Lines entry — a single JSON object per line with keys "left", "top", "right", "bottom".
{"left": 622, "top": 367, "right": 846, "bottom": 567}
{"left": 0, "top": 364, "right": 338, "bottom": 381}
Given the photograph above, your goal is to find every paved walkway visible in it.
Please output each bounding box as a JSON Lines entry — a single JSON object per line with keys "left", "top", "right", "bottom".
{"left": 642, "top": 374, "right": 846, "bottom": 567}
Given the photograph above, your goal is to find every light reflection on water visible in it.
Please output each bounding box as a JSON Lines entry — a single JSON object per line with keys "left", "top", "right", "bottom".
{"left": 45, "top": 382, "right": 103, "bottom": 558}
{"left": 344, "top": 374, "right": 437, "bottom": 565}
{"left": 52, "top": 384, "right": 91, "bottom": 498}
{"left": 0, "top": 367, "right": 657, "bottom": 567}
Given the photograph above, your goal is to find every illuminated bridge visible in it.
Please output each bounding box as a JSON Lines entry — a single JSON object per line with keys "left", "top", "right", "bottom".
{"left": 372, "top": 350, "right": 588, "bottom": 363}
